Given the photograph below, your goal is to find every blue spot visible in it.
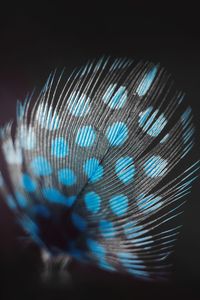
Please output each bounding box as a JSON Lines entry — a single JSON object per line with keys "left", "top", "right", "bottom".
{"left": 51, "top": 137, "right": 68, "bottom": 158}
{"left": 98, "top": 257, "right": 115, "bottom": 272}
{"left": 15, "top": 191, "right": 27, "bottom": 208}
{"left": 123, "top": 221, "right": 144, "bottom": 239}
{"left": 21, "top": 173, "right": 37, "bottom": 192}
{"left": 20, "top": 216, "right": 39, "bottom": 238}
{"left": 144, "top": 155, "right": 167, "bottom": 177}
{"left": 36, "top": 103, "right": 60, "bottom": 130}
{"left": 115, "top": 156, "right": 135, "bottom": 184}
{"left": 67, "top": 91, "right": 91, "bottom": 116}
{"left": 71, "top": 213, "right": 87, "bottom": 231}
{"left": 99, "top": 220, "right": 116, "bottom": 238}
{"left": 6, "top": 195, "right": 17, "bottom": 210}
{"left": 109, "top": 194, "right": 128, "bottom": 216}
{"left": 87, "top": 237, "right": 115, "bottom": 271}
{"left": 139, "top": 107, "right": 167, "bottom": 137}
{"left": 136, "top": 66, "right": 157, "bottom": 96}
{"left": 20, "top": 126, "right": 36, "bottom": 150}
{"left": 58, "top": 168, "right": 77, "bottom": 186}
{"left": 30, "top": 156, "right": 52, "bottom": 176}
{"left": 84, "top": 191, "right": 101, "bottom": 213}
{"left": 75, "top": 126, "right": 96, "bottom": 147}
{"left": 66, "top": 195, "right": 77, "bottom": 206}
{"left": 83, "top": 158, "right": 104, "bottom": 183}
{"left": 42, "top": 187, "right": 75, "bottom": 207}
{"left": 31, "top": 204, "right": 51, "bottom": 218}
{"left": 181, "top": 107, "right": 192, "bottom": 126}
{"left": 160, "top": 133, "right": 169, "bottom": 144}
{"left": 106, "top": 122, "right": 128, "bottom": 146}
{"left": 137, "top": 193, "right": 162, "bottom": 212}
{"left": 87, "top": 239, "right": 106, "bottom": 259}
{"left": 102, "top": 84, "right": 127, "bottom": 109}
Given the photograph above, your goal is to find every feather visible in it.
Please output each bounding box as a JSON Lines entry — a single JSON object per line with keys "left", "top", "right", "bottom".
{"left": 0, "top": 57, "right": 199, "bottom": 281}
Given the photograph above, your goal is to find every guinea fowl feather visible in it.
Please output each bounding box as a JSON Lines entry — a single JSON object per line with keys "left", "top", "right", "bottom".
{"left": 0, "top": 57, "right": 199, "bottom": 280}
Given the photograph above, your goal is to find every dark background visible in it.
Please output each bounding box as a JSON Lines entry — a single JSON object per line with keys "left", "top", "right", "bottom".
{"left": 0, "top": 1, "right": 200, "bottom": 299}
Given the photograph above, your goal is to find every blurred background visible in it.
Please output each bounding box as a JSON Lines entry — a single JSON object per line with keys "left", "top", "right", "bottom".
{"left": 0, "top": 1, "right": 200, "bottom": 299}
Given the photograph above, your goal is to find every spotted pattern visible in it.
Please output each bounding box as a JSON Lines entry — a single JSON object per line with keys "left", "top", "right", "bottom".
{"left": 102, "top": 84, "right": 127, "bottom": 109}
{"left": 19, "top": 126, "right": 36, "bottom": 150}
{"left": 75, "top": 125, "right": 96, "bottom": 147}
{"left": 99, "top": 220, "right": 116, "bottom": 238}
{"left": 42, "top": 187, "right": 76, "bottom": 206}
{"left": 136, "top": 66, "right": 157, "bottom": 96}
{"left": 2, "top": 58, "right": 195, "bottom": 280}
{"left": 109, "top": 194, "right": 128, "bottom": 216}
{"left": 30, "top": 156, "right": 52, "bottom": 176}
{"left": 21, "top": 173, "right": 37, "bottom": 192}
{"left": 84, "top": 191, "right": 101, "bottom": 213}
{"left": 67, "top": 91, "right": 91, "bottom": 117}
{"left": 137, "top": 193, "right": 162, "bottom": 213}
{"left": 51, "top": 137, "right": 68, "bottom": 158}
{"left": 15, "top": 191, "right": 27, "bottom": 208}
{"left": 83, "top": 158, "right": 103, "bottom": 183}
{"left": 36, "top": 103, "right": 60, "bottom": 130}
{"left": 58, "top": 168, "right": 77, "bottom": 186}
{"left": 139, "top": 107, "right": 167, "bottom": 137}
{"left": 144, "top": 155, "right": 168, "bottom": 177}
{"left": 106, "top": 122, "right": 128, "bottom": 146}
{"left": 115, "top": 156, "right": 135, "bottom": 184}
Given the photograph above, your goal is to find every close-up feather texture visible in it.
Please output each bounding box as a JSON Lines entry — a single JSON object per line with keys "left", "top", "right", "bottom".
{"left": 0, "top": 57, "right": 199, "bottom": 283}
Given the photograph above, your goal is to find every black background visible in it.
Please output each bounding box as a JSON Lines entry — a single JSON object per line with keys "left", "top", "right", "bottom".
{"left": 0, "top": 1, "right": 200, "bottom": 299}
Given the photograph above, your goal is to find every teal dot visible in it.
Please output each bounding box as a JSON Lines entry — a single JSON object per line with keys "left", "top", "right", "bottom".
{"left": 137, "top": 193, "right": 162, "bottom": 213}
{"left": 144, "top": 155, "right": 167, "bottom": 177}
{"left": 87, "top": 239, "right": 106, "bottom": 258}
{"left": 21, "top": 173, "right": 37, "bottom": 192}
{"left": 136, "top": 66, "right": 157, "bottom": 96}
{"left": 109, "top": 194, "right": 128, "bottom": 216}
{"left": 99, "top": 220, "right": 116, "bottom": 238}
{"left": 36, "top": 103, "right": 60, "bottom": 130}
{"left": 83, "top": 158, "right": 103, "bottom": 183}
{"left": 58, "top": 168, "right": 77, "bottom": 186}
{"left": 102, "top": 84, "right": 127, "bottom": 109}
{"left": 123, "top": 221, "right": 143, "bottom": 239}
{"left": 30, "top": 156, "right": 52, "bottom": 176}
{"left": 106, "top": 122, "right": 128, "bottom": 146}
{"left": 160, "top": 133, "right": 169, "bottom": 144}
{"left": 71, "top": 213, "right": 87, "bottom": 231}
{"left": 115, "top": 156, "right": 135, "bottom": 184}
{"left": 42, "top": 187, "right": 75, "bottom": 207}
{"left": 139, "top": 107, "right": 167, "bottom": 137}
{"left": 51, "top": 137, "right": 68, "bottom": 158}
{"left": 6, "top": 195, "right": 17, "bottom": 210}
{"left": 84, "top": 191, "right": 101, "bottom": 213}
{"left": 15, "top": 191, "right": 27, "bottom": 208}
{"left": 75, "top": 125, "right": 96, "bottom": 147}
{"left": 67, "top": 91, "right": 91, "bottom": 116}
{"left": 20, "top": 126, "right": 36, "bottom": 150}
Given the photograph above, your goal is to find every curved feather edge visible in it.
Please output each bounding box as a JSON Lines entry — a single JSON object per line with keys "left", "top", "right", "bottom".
{"left": 0, "top": 57, "right": 199, "bottom": 281}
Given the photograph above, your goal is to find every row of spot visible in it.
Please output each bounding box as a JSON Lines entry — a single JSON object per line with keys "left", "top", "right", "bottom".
{"left": 27, "top": 153, "right": 167, "bottom": 194}
{"left": 21, "top": 106, "right": 168, "bottom": 158}
{"left": 64, "top": 66, "right": 157, "bottom": 117}
{"left": 29, "top": 153, "right": 167, "bottom": 180}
